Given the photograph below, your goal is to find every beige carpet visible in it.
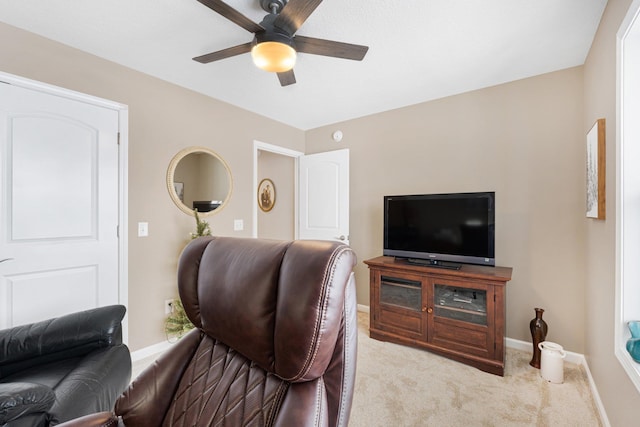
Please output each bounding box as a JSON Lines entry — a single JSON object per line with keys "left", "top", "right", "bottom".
{"left": 351, "top": 312, "right": 601, "bottom": 427}
{"left": 133, "top": 312, "right": 602, "bottom": 426}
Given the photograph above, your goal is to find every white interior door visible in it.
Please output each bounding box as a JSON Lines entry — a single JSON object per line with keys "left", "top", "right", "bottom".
{"left": 299, "top": 149, "right": 349, "bottom": 244}
{"left": 0, "top": 82, "right": 120, "bottom": 329}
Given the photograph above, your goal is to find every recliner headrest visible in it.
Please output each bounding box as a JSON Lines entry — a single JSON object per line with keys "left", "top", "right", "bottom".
{"left": 177, "top": 236, "right": 356, "bottom": 382}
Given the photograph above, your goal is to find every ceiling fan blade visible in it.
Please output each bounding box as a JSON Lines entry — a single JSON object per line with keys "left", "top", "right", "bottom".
{"left": 294, "top": 35, "right": 369, "bottom": 60}
{"left": 197, "top": 0, "right": 264, "bottom": 33}
{"left": 277, "top": 70, "right": 296, "bottom": 86}
{"left": 273, "top": 0, "right": 322, "bottom": 35}
{"left": 193, "top": 42, "right": 253, "bottom": 63}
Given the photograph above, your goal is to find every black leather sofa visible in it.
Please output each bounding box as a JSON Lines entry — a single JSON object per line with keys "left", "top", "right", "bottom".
{"left": 0, "top": 305, "right": 132, "bottom": 427}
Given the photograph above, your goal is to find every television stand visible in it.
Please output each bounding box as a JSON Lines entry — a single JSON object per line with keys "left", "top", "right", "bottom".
{"left": 406, "top": 258, "right": 462, "bottom": 270}
{"left": 365, "top": 256, "right": 513, "bottom": 375}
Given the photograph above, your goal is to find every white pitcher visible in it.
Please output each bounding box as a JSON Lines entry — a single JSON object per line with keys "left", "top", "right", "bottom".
{"left": 538, "top": 341, "right": 566, "bottom": 384}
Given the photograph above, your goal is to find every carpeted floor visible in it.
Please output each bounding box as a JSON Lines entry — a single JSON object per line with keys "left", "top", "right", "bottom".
{"left": 132, "top": 311, "right": 602, "bottom": 426}
{"left": 350, "top": 312, "right": 601, "bottom": 427}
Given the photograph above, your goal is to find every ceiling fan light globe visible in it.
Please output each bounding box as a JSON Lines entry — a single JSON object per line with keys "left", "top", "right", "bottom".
{"left": 251, "top": 41, "right": 297, "bottom": 73}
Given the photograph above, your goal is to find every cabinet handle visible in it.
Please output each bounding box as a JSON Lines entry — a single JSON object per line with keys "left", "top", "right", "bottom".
{"left": 421, "top": 306, "right": 427, "bottom": 312}
{"left": 427, "top": 307, "right": 433, "bottom": 314}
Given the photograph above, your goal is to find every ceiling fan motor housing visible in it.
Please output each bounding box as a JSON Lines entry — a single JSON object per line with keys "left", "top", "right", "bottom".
{"left": 254, "top": 13, "right": 295, "bottom": 48}
{"left": 252, "top": 12, "right": 297, "bottom": 72}
{"left": 259, "top": 0, "right": 287, "bottom": 14}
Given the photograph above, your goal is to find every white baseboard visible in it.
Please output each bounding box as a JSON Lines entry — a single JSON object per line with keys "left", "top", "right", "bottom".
{"left": 131, "top": 340, "right": 173, "bottom": 362}
{"left": 581, "top": 354, "right": 611, "bottom": 427}
{"left": 505, "top": 337, "right": 584, "bottom": 365}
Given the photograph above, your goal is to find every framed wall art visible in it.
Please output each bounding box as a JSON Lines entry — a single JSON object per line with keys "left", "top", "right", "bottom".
{"left": 258, "top": 178, "right": 276, "bottom": 212}
{"left": 586, "top": 118, "right": 606, "bottom": 219}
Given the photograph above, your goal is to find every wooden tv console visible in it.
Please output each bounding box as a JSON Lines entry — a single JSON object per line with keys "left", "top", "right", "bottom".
{"left": 365, "top": 256, "right": 513, "bottom": 376}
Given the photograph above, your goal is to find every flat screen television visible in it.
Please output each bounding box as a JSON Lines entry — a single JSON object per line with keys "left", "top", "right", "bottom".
{"left": 193, "top": 201, "right": 221, "bottom": 212}
{"left": 383, "top": 192, "right": 495, "bottom": 268}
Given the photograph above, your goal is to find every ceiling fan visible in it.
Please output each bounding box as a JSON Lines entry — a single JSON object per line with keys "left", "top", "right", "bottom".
{"left": 193, "top": 0, "right": 369, "bottom": 86}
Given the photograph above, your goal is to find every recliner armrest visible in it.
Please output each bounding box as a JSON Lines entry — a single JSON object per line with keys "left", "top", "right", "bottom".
{"left": 114, "top": 328, "right": 202, "bottom": 426}
{"left": 0, "top": 305, "right": 126, "bottom": 377}
{"left": 55, "top": 411, "right": 122, "bottom": 427}
{"left": 0, "top": 382, "right": 55, "bottom": 423}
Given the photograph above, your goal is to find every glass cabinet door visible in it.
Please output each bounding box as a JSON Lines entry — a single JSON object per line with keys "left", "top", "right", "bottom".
{"left": 380, "top": 275, "right": 421, "bottom": 311}
{"left": 433, "top": 283, "right": 487, "bottom": 325}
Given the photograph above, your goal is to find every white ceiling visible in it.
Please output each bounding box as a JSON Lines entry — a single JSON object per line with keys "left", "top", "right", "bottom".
{"left": 0, "top": 0, "right": 607, "bottom": 130}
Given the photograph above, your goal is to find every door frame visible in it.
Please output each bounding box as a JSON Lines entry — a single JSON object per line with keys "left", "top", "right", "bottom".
{"left": 252, "top": 140, "right": 303, "bottom": 238}
{"left": 0, "top": 71, "right": 129, "bottom": 342}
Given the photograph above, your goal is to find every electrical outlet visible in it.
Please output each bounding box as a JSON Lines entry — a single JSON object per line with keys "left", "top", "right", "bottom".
{"left": 165, "top": 299, "right": 174, "bottom": 315}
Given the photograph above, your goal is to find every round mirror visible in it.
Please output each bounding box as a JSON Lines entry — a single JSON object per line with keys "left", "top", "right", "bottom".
{"left": 166, "top": 147, "right": 233, "bottom": 216}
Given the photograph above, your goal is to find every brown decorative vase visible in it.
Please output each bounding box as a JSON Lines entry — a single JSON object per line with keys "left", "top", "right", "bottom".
{"left": 529, "top": 307, "right": 548, "bottom": 368}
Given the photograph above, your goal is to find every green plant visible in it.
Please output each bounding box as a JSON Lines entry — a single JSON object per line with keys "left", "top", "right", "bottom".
{"left": 164, "top": 299, "right": 194, "bottom": 341}
{"left": 190, "top": 209, "right": 212, "bottom": 239}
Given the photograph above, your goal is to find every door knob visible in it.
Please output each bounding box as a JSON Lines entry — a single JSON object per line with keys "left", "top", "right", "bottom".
{"left": 336, "top": 235, "right": 346, "bottom": 241}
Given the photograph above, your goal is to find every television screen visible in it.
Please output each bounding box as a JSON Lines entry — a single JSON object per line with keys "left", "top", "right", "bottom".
{"left": 383, "top": 192, "right": 495, "bottom": 267}
{"left": 193, "top": 201, "right": 221, "bottom": 212}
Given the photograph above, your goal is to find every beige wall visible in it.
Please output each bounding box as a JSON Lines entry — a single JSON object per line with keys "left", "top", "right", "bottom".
{"left": 257, "top": 151, "right": 295, "bottom": 240}
{"left": 306, "top": 67, "right": 587, "bottom": 352}
{"left": 0, "top": 22, "right": 305, "bottom": 350}
{"left": 4, "top": 3, "right": 640, "bottom": 420}
{"left": 583, "top": 0, "right": 640, "bottom": 425}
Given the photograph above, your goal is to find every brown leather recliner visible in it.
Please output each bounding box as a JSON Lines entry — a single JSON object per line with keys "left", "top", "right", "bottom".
{"left": 61, "top": 236, "right": 357, "bottom": 427}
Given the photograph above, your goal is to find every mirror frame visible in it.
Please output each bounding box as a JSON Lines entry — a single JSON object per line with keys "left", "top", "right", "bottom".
{"left": 166, "top": 146, "right": 233, "bottom": 217}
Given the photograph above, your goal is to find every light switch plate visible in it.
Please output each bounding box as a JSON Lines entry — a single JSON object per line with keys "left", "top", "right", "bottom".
{"left": 138, "top": 222, "right": 149, "bottom": 237}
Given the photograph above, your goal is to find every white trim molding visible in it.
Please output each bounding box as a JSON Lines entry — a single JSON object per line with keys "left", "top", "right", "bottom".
{"left": 252, "top": 140, "right": 303, "bottom": 238}
{"left": 616, "top": 0, "right": 640, "bottom": 397}
{"left": 131, "top": 340, "right": 174, "bottom": 362}
{"left": 357, "top": 304, "right": 370, "bottom": 313}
